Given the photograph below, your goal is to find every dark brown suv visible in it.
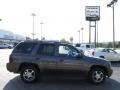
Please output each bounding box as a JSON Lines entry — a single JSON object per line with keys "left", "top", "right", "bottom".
{"left": 7, "top": 41, "right": 113, "bottom": 84}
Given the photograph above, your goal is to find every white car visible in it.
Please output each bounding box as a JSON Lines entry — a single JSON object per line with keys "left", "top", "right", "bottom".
{"left": 0, "top": 43, "right": 13, "bottom": 49}
{"left": 74, "top": 43, "right": 95, "bottom": 52}
{"left": 86, "top": 48, "right": 120, "bottom": 61}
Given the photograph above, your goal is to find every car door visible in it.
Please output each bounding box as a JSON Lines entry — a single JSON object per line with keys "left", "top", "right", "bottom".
{"left": 35, "top": 43, "right": 58, "bottom": 70}
{"left": 57, "top": 44, "right": 83, "bottom": 71}
{"left": 107, "top": 49, "right": 120, "bottom": 61}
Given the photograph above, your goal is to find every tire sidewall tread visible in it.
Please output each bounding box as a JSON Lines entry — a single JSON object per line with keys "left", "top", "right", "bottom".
{"left": 20, "top": 66, "right": 39, "bottom": 83}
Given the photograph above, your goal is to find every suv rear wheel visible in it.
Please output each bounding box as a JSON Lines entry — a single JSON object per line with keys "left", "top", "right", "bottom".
{"left": 20, "top": 66, "right": 39, "bottom": 83}
{"left": 89, "top": 68, "right": 106, "bottom": 84}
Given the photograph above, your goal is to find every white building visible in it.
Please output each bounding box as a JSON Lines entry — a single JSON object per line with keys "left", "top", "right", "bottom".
{"left": 0, "top": 29, "right": 26, "bottom": 43}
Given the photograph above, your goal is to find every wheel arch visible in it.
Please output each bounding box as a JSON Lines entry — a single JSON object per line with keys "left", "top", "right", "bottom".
{"left": 89, "top": 65, "right": 108, "bottom": 76}
{"left": 19, "top": 62, "right": 40, "bottom": 72}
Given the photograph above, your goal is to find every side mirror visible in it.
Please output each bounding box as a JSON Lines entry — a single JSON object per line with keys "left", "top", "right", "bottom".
{"left": 76, "top": 52, "right": 83, "bottom": 58}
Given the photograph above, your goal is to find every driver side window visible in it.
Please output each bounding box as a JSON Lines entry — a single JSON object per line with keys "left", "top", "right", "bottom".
{"left": 59, "top": 45, "right": 78, "bottom": 57}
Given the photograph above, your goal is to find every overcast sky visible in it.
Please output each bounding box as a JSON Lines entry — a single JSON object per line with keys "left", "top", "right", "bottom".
{"left": 0, "top": 0, "right": 120, "bottom": 43}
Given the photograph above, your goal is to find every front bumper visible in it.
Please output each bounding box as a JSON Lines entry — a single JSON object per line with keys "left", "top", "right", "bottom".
{"left": 107, "top": 68, "right": 113, "bottom": 77}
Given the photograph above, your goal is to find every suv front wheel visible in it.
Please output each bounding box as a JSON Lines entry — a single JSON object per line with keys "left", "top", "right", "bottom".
{"left": 89, "top": 68, "right": 106, "bottom": 84}
{"left": 20, "top": 66, "right": 39, "bottom": 83}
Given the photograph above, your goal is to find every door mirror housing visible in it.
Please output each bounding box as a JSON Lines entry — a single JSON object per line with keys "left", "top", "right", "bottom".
{"left": 76, "top": 50, "right": 84, "bottom": 58}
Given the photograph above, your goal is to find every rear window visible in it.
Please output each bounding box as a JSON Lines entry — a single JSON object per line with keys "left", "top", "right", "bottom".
{"left": 86, "top": 45, "right": 90, "bottom": 48}
{"left": 75, "top": 44, "right": 81, "bottom": 47}
{"left": 13, "top": 42, "right": 37, "bottom": 54}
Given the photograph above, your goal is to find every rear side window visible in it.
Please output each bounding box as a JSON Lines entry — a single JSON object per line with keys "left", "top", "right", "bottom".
{"left": 75, "top": 44, "right": 81, "bottom": 47}
{"left": 37, "top": 44, "right": 55, "bottom": 56}
{"left": 86, "top": 45, "right": 90, "bottom": 48}
{"left": 13, "top": 42, "right": 36, "bottom": 54}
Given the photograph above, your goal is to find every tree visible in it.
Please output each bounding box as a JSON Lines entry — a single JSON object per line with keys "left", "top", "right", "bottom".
{"left": 116, "top": 41, "right": 120, "bottom": 48}
{"left": 26, "top": 37, "right": 32, "bottom": 40}
{"left": 60, "top": 38, "right": 69, "bottom": 44}
{"left": 34, "top": 38, "right": 39, "bottom": 41}
{"left": 107, "top": 42, "right": 112, "bottom": 48}
{"left": 42, "top": 37, "right": 45, "bottom": 40}
{"left": 118, "top": 41, "right": 120, "bottom": 48}
{"left": 70, "top": 37, "right": 73, "bottom": 44}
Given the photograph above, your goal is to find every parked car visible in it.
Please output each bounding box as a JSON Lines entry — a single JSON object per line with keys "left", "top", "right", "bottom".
{"left": 86, "top": 48, "right": 120, "bottom": 61}
{"left": 7, "top": 41, "right": 112, "bottom": 84}
{"left": 74, "top": 43, "right": 95, "bottom": 52}
{"left": 0, "top": 43, "right": 13, "bottom": 49}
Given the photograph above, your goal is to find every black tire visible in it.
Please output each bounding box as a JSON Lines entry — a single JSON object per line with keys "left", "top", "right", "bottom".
{"left": 20, "top": 66, "right": 39, "bottom": 83}
{"left": 89, "top": 68, "right": 106, "bottom": 84}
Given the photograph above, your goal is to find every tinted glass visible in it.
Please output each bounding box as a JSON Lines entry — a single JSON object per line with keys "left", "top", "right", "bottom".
{"left": 75, "top": 44, "right": 81, "bottom": 47}
{"left": 108, "top": 49, "right": 117, "bottom": 53}
{"left": 37, "top": 44, "right": 55, "bottom": 56}
{"left": 13, "top": 42, "right": 36, "bottom": 54}
{"left": 86, "top": 45, "right": 90, "bottom": 48}
{"left": 102, "top": 49, "right": 107, "bottom": 52}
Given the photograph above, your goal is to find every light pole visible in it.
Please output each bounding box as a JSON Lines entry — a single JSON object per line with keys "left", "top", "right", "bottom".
{"left": 89, "top": 22, "right": 91, "bottom": 44}
{"left": 40, "top": 22, "right": 44, "bottom": 40}
{"left": 31, "top": 13, "right": 36, "bottom": 40}
{"left": 107, "top": 0, "right": 118, "bottom": 50}
{"left": 81, "top": 28, "right": 84, "bottom": 43}
{"left": 78, "top": 30, "right": 80, "bottom": 44}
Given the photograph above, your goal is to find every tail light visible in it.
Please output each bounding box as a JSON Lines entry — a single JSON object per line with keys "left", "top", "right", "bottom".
{"left": 9, "top": 54, "right": 13, "bottom": 63}
{"left": 92, "top": 51, "right": 95, "bottom": 56}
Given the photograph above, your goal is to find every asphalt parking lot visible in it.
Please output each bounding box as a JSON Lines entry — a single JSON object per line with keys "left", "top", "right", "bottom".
{"left": 0, "top": 49, "right": 120, "bottom": 90}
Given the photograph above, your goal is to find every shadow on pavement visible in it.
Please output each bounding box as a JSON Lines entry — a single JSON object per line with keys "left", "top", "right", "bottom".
{"left": 3, "top": 76, "right": 120, "bottom": 90}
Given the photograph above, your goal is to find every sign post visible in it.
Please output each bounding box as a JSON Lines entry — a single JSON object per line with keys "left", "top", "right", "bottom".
{"left": 85, "top": 6, "right": 100, "bottom": 47}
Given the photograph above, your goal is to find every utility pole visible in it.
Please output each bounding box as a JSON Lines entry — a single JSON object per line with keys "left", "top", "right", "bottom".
{"left": 40, "top": 22, "right": 44, "bottom": 40}
{"left": 96, "top": 21, "right": 98, "bottom": 47}
{"left": 78, "top": 30, "right": 80, "bottom": 44}
{"left": 31, "top": 13, "right": 36, "bottom": 40}
{"left": 81, "top": 27, "right": 84, "bottom": 43}
{"left": 94, "top": 21, "right": 97, "bottom": 48}
{"left": 107, "top": 0, "right": 118, "bottom": 50}
{"left": 89, "top": 22, "right": 91, "bottom": 44}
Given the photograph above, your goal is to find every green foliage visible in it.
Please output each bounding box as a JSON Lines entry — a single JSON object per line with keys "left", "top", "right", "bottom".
{"left": 60, "top": 38, "right": 69, "bottom": 44}
{"left": 97, "top": 41, "right": 120, "bottom": 48}
{"left": 70, "top": 37, "right": 73, "bottom": 44}
{"left": 107, "top": 42, "right": 112, "bottom": 48}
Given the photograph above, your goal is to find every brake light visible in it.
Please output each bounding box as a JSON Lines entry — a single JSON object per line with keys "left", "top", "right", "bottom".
{"left": 9, "top": 55, "right": 13, "bottom": 63}
{"left": 92, "top": 51, "right": 95, "bottom": 56}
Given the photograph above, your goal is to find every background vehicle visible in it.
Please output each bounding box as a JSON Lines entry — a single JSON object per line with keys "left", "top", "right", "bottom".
{"left": 86, "top": 48, "right": 120, "bottom": 61}
{"left": 0, "top": 43, "right": 13, "bottom": 49}
{"left": 74, "top": 43, "right": 95, "bottom": 52}
{"left": 7, "top": 41, "right": 112, "bottom": 84}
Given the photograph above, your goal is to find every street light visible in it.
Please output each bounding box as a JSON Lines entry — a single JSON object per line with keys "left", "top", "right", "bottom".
{"left": 40, "top": 22, "right": 44, "bottom": 40}
{"left": 81, "top": 28, "right": 84, "bottom": 43}
{"left": 31, "top": 13, "right": 36, "bottom": 40}
{"left": 78, "top": 28, "right": 84, "bottom": 44}
{"left": 107, "top": 0, "right": 118, "bottom": 50}
{"left": 78, "top": 30, "right": 80, "bottom": 44}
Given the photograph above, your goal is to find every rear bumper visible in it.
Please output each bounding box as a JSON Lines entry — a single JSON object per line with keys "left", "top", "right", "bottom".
{"left": 6, "top": 63, "right": 19, "bottom": 73}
